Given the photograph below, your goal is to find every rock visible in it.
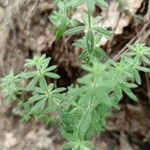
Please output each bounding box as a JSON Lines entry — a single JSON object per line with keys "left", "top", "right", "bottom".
{"left": 0, "top": 7, "right": 5, "bottom": 22}
{"left": 95, "top": 141, "right": 108, "bottom": 150}
{"left": 120, "top": 132, "right": 133, "bottom": 150}
{"left": 38, "top": 2, "right": 54, "bottom": 12}
{"left": 25, "top": 128, "right": 54, "bottom": 150}
{"left": 36, "top": 135, "right": 53, "bottom": 150}
{"left": 25, "top": 131, "right": 37, "bottom": 140}
{"left": 27, "top": 37, "right": 36, "bottom": 51}
{"left": 4, "top": 132, "right": 17, "bottom": 148}
{"left": 36, "top": 35, "right": 48, "bottom": 52}
{"left": 0, "top": 0, "right": 10, "bottom": 7}
{"left": 99, "top": 142, "right": 108, "bottom": 150}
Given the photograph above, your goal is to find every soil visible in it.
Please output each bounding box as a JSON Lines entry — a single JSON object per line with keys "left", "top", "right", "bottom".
{"left": 0, "top": 0, "right": 150, "bottom": 150}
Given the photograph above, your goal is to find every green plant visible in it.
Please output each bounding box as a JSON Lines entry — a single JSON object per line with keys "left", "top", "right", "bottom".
{"left": 1, "top": 1, "right": 150, "bottom": 150}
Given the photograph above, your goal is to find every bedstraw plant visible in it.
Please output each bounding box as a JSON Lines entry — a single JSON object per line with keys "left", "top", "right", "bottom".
{"left": 1, "top": 0, "right": 150, "bottom": 149}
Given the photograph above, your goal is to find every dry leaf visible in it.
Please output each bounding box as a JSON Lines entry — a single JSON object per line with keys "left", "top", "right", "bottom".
{"left": 102, "top": 0, "right": 143, "bottom": 34}
{"left": 99, "top": 0, "right": 143, "bottom": 45}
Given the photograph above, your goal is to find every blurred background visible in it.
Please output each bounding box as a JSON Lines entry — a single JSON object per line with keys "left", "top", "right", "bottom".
{"left": 0, "top": 0, "right": 150, "bottom": 149}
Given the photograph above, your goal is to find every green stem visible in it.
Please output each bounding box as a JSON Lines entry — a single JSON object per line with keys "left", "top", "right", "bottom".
{"left": 88, "top": 11, "right": 91, "bottom": 29}
{"left": 87, "top": 11, "right": 96, "bottom": 63}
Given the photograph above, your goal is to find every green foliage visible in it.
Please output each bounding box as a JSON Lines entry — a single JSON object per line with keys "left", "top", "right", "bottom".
{"left": 50, "top": 0, "right": 108, "bottom": 39}
{"left": 0, "top": 54, "right": 63, "bottom": 123}
{"left": 1, "top": 1, "right": 150, "bottom": 150}
{"left": 0, "top": 71, "right": 22, "bottom": 102}
{"left": 49, "top": 0, "right": 80, "bottom": 39}
{"left": 64, "top": 12, "right": 111, "bottom": 62}
{"left": 0, "top": 43, "right": 149, "bottom": 149}
{"left": 23, "top": 54, "right": 60, "bottom": 91}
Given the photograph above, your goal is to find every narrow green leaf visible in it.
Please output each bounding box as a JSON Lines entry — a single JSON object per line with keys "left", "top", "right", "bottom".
{"left": 79, "top": 108, "right": 92, "bottom": 136}
{"left": 21, "top": 71, "right": 36, "bottom": 79}
{"left": 62, "top": 142, "right": 76, "bottom": 150}
{"left": 82, "top": 141, "right": 93, "bottom": 150}
{"left": 120, "top": 83, "right": 137, "bottom": 101}
{"left": 96, "top": 0, "right": 108, "bottom": 8}
{"left": 56, "top": 28, "right": 64, "bottom": 39}
{"left": 137, "top": 66, "right": 150, "bottom": 73}
{"left": 86, "top": 0, "right": 95, "bottom": 12}
{"left": 80, "top": 145, "right": 91, "bottom": 150}
{"left": 28, "top": 94, "right": 46, "bottom": 103}
{"left": 81, "top": 65, "right": 93, "bottom": 72}
{"left": 27, "top": 77, "right": 38, "bottom": 91}
{"left": 93, "top": 16, "right": 102, "bottom": 24}
{"left": 31, "top": 98, "right": 46, "bottom": 114}
{"left": 94, "top": 27, "right": 111, "bottom": 38}
{"left": 56, "top": 17, "right": 69, "bottom": 39}
{"left": 142, "top": 56, "right": 150, "bottom": 64}
{"left": 79, "top": 50, "right": 90, "bottom": 62}
{"left": 86, "top": 30, "right": 94, "bottom": 54}
{"left": 44, "top": 65, "right": 57, "bottom": 72}
{"left": 57, "top": 1, "right": 65, "bottom": 10}
{"left": 99, "top": 89, "right": 112, "bottom": 107}
{"left": 134, "top": 70, "right": 141, "bottom": 85}
{"left": 93, "top": 47, "right": 107, "bottom": 58}
{"left": 45, "top": 72, "right": 60, "bottom": 79}
{"left": 64, "top": 26, "right": 85, "bottom": 36}
{"left": 125, "top": 83, "right": 137, "bottom": 88}
{"left": 67, "top": 0, "right": 83, "bottom": 7}
{"left": 48, "top": 83, "right": 54, "bottom": 92}
{"left": 39, "top": 76, "right": 47, "bottom": 90}
{"left": 114, "top": 84, "right": 122, "bottom": 100}
{"left": 52, "top": 87, "right": 66, "bottom": 93}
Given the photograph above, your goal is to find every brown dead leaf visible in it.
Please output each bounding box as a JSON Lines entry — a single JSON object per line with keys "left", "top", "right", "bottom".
{"left": 99, "top": 0, "right": 144, "bottom": 45}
